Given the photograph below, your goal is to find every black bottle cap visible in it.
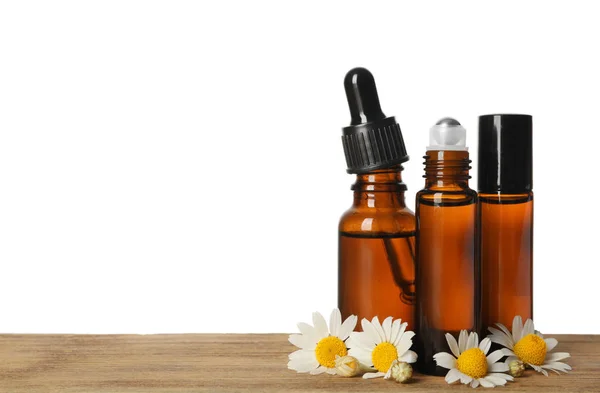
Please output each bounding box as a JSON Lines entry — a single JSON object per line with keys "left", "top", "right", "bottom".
{"left": 341, "top": 68, "right": 408, "bottom": 174}
{"left": 478, "top": 114, "right": 533, "bottom": 193}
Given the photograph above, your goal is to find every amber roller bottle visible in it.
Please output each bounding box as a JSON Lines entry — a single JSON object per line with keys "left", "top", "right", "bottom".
{"left": 415, "top": 118, "right": 478, "bottom": 375}
{"left": 338, "top": 68, "right": 416, "bottom": 329}
{"left": 478, "top": 114, "right": 533, "bottom": 333}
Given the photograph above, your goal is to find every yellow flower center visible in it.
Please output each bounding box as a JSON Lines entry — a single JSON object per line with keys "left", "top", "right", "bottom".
{"left": 371, "top": 342, "right": 398, "bottom": 372}
{"left": 315, "top": 336, "right": 348, "bottom": 368}
{"left": 456, "top": 348, "right": 488, "bottom": 379}
{"left": 514, "top": 334, "right": 547, "bottom": 366}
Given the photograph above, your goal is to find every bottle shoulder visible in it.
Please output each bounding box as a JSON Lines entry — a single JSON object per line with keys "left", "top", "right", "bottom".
{"left": 478, "top": 191, "right": 533, "bottom": 204}
{"left": 339, "top": 206, "right": 416, "bottom": 235}
{"left": 416, "top": 188, "right": 477, "bottom": 206}
{"left": 416, "top": 187, "right": 477, "bottom": 196}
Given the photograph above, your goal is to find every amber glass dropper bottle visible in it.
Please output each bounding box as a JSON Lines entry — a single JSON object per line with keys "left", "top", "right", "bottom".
{"left": 338, "top": 68, "right": 416, "bottom": 329}
{"left": 478, "top": 114, "right": 533, "bottom": 334}
{"left": 414, "top": 118, "right": 478, "bottom": 375}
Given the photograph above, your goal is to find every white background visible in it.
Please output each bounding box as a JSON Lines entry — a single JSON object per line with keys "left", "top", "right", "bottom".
{"left": 0, "top": 1, "right": 598, "bottom": 334}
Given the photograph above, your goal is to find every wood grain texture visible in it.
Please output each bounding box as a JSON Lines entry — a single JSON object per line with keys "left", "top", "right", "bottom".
{"left": 0, "top": 334, "right": 597, "bottom": 392}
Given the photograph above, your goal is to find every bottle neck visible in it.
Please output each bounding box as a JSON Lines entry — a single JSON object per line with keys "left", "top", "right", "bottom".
{"left": 351, "top": 166, "right": 407, "bottom": 208}
{"left": 423, "top": 150, "right": 471, "bottom": 190}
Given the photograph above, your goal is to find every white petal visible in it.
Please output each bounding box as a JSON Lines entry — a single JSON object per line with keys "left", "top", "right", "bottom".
{"left": 362, "top": 318, "right": 383, "bottom": 344}
{"left": 446, "top": 333, "right": 461, "bottom": 357}
{"left": 470, "top": 379, "right": 480, "bottom": 388}
{"left": 396, "top": 331, "right": 415, "bottom": 356}
{"left": 445, "top": 368, "right": 462, "bottom": 384}
{"left": 349, "top": 348, "right": 373, "bottom": 367}
{"left": 288, "top": 333, "right": 302, "bottom": 348}
{"left": 287, "top": 361, "right": 315, "bottom": 373}
{"left": 312, "top": 312, "right": 329, "bottom": 339}
{"left": 530, "top": 364, "right": 548, "bottom": 376}
{"left": 485, "top": 375, "right": 507, "bottom": 386}
{"left": 487, "top": 327, "right": 514, "bottom": 349}
{"left": 348, "top": 345, "right": 372, "bottom": 359}
{"left": 344, "top": 335, "right": 357, "bottom": 350}
{"left": 309, "top": 366, "right": 326, "bottom": 375}
{"left": 487, "top": 335, "right": 513, "bottom": 350}
{"left": 495, "top": 322, "right": 513, "bottom": 340}
{"left": 546, "top": 352, "right": 570, "bottom": 362}
{"left": 382, "top": 316, "right": 393, "bottom": 342}
{"left": 392, "top": 322, "right": 408, "bottom": 346}
{"left": 512, "top": 316, "right": 523, "bottom": 342}
{"left": 504, "top": 356, "right": 518, "bottom": 366}
{"left": 460, "top": 373, "right": 473, "bottom": 385}
{"left": 347, "top": 331, "right": 376, "bottom": 352}
{"left": 345, "top": 331, "right": 360, "bottom": 347}
{"left": 389, "top": 319, "right": 400, "bottom": 346}
{"left": 329, "top": 309, "right": 341, "bottom": 337}
{"left": 487, "top": 326, "right": 502, "bottom": 338}
{"left": 433, "top": 352, "right": 457, "bottom": 369}
{"left": 399, "top": 349, "right": 418, "bottom": 363}
{"left": 297, "top": 322, "right": 314, "bottom": 335}
{"left": 542, "top": 362, "right": 572, "bottom": 373}
{"left": 458, "top": 330, "right": 468, "bottom": 352}
{"left": 479, "top": 337, "right": 491, "bottom": 355}
{"left": 371, "top": 316, "right": 386, "bottom": 343}
{"left": 339, "top": 315, "right": 357, "bottom": 341}
{"left": 544, "top": 338, "right": 558, "bottom": 352}
{"left": 395, "top": 329, "right": 415, "bottom": 351}
{"left": 490, "top": 363, "right": 509, "bottom": 372}
{"left": 478, "top": 377, "right": 494, "bottom": 388}
{"left": 288, "top": 334, "right": 316, "bottom": 350}
{"left": 297, "top": 322, "right": 319, "bottom": 342}
{"left": 289, "top": 349, "right": 316, "bottom": 362}
{"left": 466, "top": 332, "right": 478, "bottom": 350}
{"left": 486, "top": 349, "right": 506, "bottom": 365}
{"left": 522, "top": 318, "right": 535, "bottom": 337}
{"left": 362, "top": 371, "right": 385, "bottom": 379}
{"left": 288, "top": 355, "right": 319, "bottom": 373}
{"left": 325, "top": 368, "right": 337, "bottom": 375}
{"left": 489, "top": 373, "right": 513, "bottom": 381}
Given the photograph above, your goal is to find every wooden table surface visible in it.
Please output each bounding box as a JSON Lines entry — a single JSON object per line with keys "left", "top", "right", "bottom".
{"left": 0, "top": 334, "right": 597, "bottom": 392}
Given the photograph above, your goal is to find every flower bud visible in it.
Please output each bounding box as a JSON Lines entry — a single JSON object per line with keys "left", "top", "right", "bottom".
{"left": 509, "top": 359, "right": 525, "bottom": 377}
{"left": 385, "top": 359, "right": 413, "bottom": 383}
{"left": 334, "top": 355, "right": 361, "bottom": 377}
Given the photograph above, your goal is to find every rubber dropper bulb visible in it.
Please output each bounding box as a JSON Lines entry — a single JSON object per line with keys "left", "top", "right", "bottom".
{"left": 344, "top": 67, "right": 386, "bottom": 125}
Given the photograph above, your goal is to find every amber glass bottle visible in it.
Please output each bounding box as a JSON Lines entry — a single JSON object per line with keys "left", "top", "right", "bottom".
{"left": 338, "top": 68, "right": 416, "bottom": 329}
{"left": 415, "top": 118, "right": 478, "bottom": 376}
{"left": 339, "top": 167, "right": 416, "bottom": 329}
{"left": 478, "top": 114, "right": 533, "bottom": 333}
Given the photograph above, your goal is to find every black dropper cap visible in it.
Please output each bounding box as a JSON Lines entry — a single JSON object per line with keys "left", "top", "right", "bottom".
{"left": 478, "top": 114, "right": 533, "bottom": 193}
{"left": 341, "top": 68, "right": 408, "bottom": 174}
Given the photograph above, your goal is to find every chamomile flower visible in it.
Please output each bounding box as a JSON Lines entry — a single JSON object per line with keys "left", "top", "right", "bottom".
{"left": 346, "top": 316, "right": 417, "bottom": 379}
{"left": 434, "top": 330, "right": 514, "bottom": 388}
{"left": 288, "top": 309, "right": 358, "bottom": 375}
{"left": 487, "top": 316, "right": 572, "bottom": 376}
